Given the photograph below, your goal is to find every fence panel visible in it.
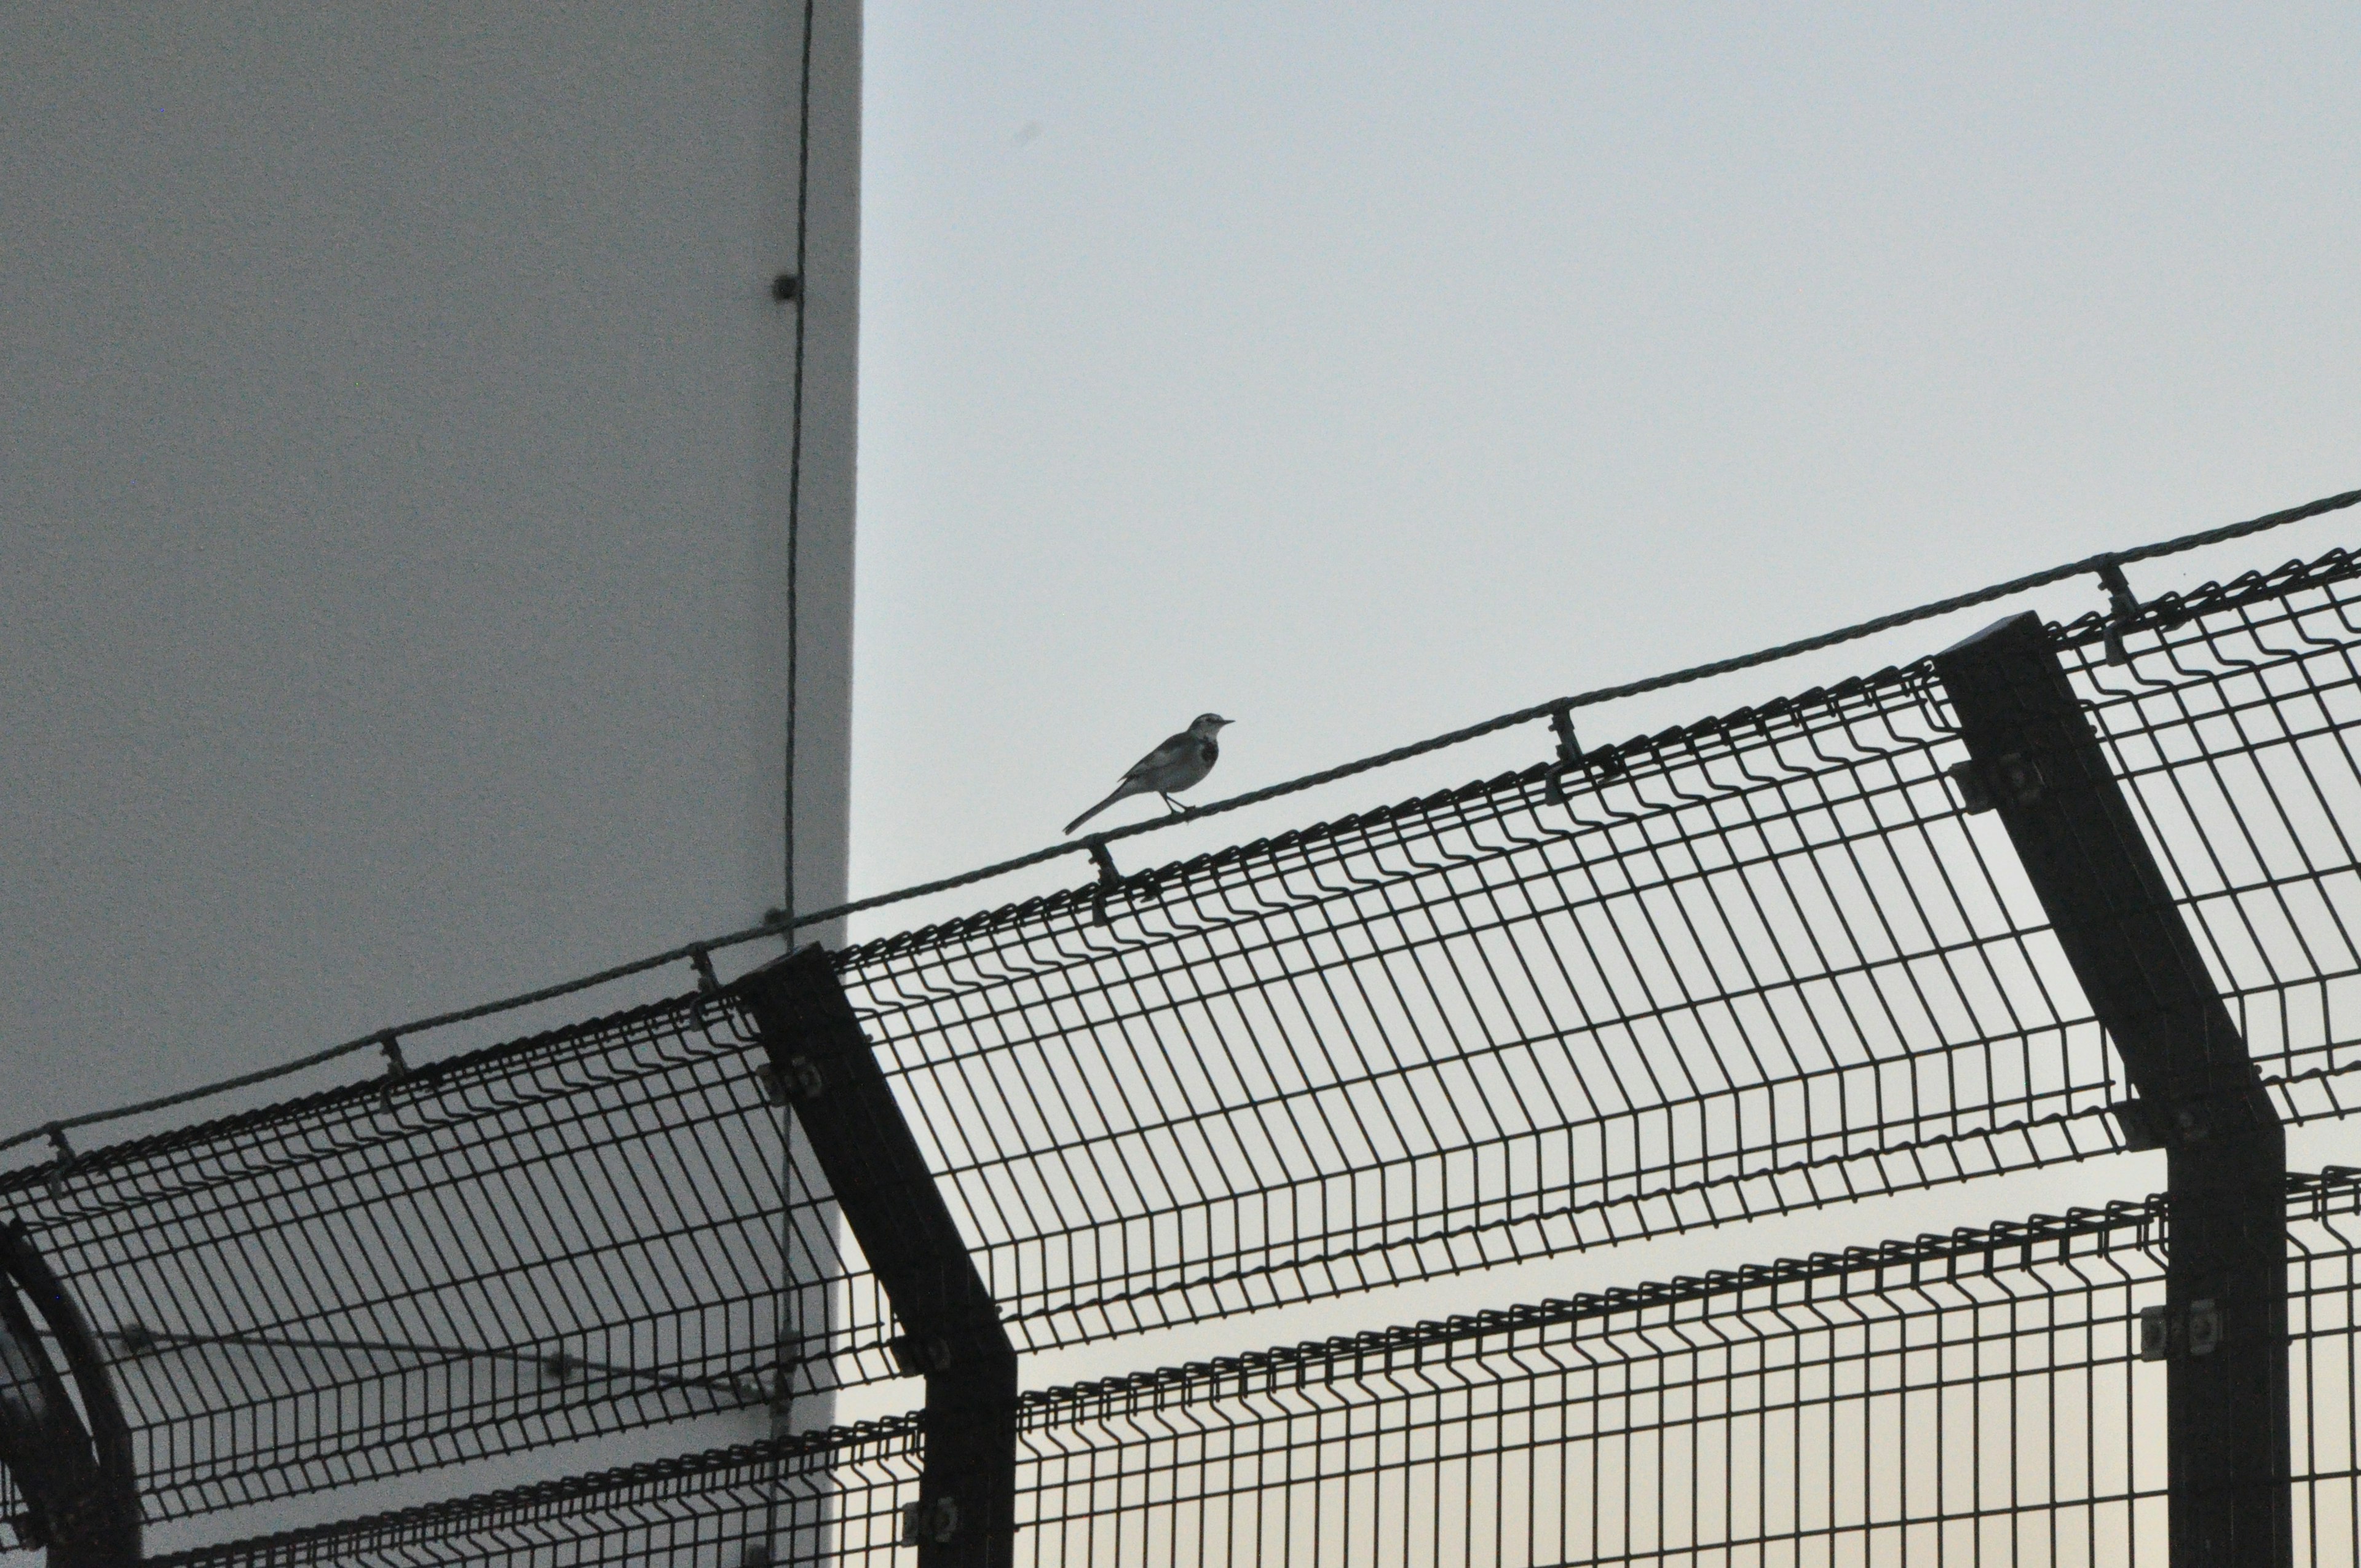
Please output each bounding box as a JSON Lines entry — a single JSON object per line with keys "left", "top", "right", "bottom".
{"left": 839, "top": 550, "right": 2361, "bottom": 1348}
{"left": 0, "top": 996, "right": 853, "bottom": 1518}
{"left": 147, "top": 1169, "right": 2361, "bottom": 1567}
{"left": 8, "top": 547, "right": 2361, "bottom": 1525}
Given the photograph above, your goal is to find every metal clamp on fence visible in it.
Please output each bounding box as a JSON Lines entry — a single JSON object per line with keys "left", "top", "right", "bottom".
{"left": 2096, "top": 560, "right": 2142, "bottom": 666}
{"left": 1541, "top": 705, "right": 1626, "bottom": 804}
{"left": 1084, "top": 838, "right": 1121, "bottom": 926}
{"left": 734, "top": 946, "right": 1018, "bottom": 1568}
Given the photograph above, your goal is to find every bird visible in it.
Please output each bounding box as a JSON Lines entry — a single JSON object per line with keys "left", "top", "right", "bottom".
{"left": 1064, "top": 713, "right": 1234, "bottom": 834}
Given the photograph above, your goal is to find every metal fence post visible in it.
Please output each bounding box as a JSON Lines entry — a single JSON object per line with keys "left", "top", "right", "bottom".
{"left": 1936, "top": 611, "right": 2290, "bottom": 1567}
{"left": 736, "top": 946, "right": 1016, "bottom": 1568}
{"left": 0, "top": 1221, "right": 141, "bottom": 1568}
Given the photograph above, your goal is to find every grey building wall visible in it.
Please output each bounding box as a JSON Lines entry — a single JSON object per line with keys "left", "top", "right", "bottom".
{"left": 2, "top": 0, "right": 860, "bottom": 1546}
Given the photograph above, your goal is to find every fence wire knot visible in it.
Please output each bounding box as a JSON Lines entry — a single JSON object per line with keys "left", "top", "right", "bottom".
{"left": 2097, "top": 559, "right": 2142, "bottom": 665}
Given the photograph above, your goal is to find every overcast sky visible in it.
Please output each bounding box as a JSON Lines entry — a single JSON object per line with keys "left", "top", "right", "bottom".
{"left": 852, "top": 2, "right": 2361, "bottom": 921}
{"left": 855, "top": 1, "right": 2361, "bottom": 1368}
{"left": 7, "top": 0, "right": 2361, "bottom": 1433}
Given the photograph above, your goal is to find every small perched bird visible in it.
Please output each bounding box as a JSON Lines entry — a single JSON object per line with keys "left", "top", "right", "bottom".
{"left": 1064, "top": 713, "right": 1233, "bottom": 834}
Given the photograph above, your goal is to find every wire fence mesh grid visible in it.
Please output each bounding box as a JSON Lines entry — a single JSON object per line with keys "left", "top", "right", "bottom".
{"left": 836, "top": 546, "right": 2361, "bottom": 1345}
{"left": 0, "top": 994, "right": 840, "bottom": 1517}
{"left": 4, "top": 544, "right": 2361, "bottom": 1532}
{"left": 135, "top": 1168, "right": 2361, "bottom": 1567}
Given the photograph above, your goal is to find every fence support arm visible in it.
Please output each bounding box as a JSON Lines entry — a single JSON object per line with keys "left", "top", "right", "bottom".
{"left": 0, "top": 1222, "right": 141, "bottom": 1568}
{"left": 736, "top": 946, "right": 1016, "bottom": 1568}
{"left": 1936, "top": 611, "right": 2289, "bottom": 1568}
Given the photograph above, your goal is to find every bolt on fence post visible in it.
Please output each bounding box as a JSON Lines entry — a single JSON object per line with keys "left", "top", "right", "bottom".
{"left": 734, "top": 946, "right": 1017, "bottom": 1568}
{"left": 1936, "top": 611, "right": 2290, "bottom": 1568}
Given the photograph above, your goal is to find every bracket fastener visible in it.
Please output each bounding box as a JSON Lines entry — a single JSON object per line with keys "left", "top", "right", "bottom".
{"left": 1085, "top": 837, "right": 1125, "bottom": 927}
{"left": 41, "top": 1126, "right": 74, "bottom": 1197}
{"left": 2135, "top": 1299, "right": 2226, "bottom": 1361}
{"left": 902, "top": 1497, "right": 960, "bottom": 1546}
{"left": 1542, "top": 707, "right": 1583, "bottom": 806}
{"left": 890, "top": 1333, "right": 954, "bottom": 1377}
{"left": 2097, "top": 560, "right": 2141, "bottom": 667}
{"left": 2106, "top": 1098, "right": 2164, "bottom": 1152}
{"left": 1945, "top": 753, "right": 2043, "bottom": 814}
{"left": 1945, "top": 759, "right": 1995, "bottom": 814}
{"left": 756, "top": 1057, "right": 825, "bottom": 1106}
{"left": 2189, "top": 1297, "right": 2222, "bottom": 1357}
{"left": 1540, "top": 707, "right": 1624, "bottom": 804}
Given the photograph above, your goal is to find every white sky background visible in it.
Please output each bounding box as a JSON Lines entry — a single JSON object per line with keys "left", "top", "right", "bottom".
{"left": 8, "top": 0, "right": 2361, "bottom": 1487}
{"left": 842, "top": 1, "right": 2361, "bottom": 1381}
{"left": 850, "top": 2, "right": 2361, "bottom": 917}
{"left": 6, "top": 2, "right": 2355, "bottom": 1141}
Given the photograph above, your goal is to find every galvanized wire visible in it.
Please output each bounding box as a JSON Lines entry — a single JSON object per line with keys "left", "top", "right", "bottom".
{"left": 143, "top": 1168, "right": 2361, "bottom": 1567}
{"left": 6, "top": 544, "right": 2361, "bottom": 1526}
{"left": 835, "top": 547, "right": 2361, "bottom": 1348}
{"left": 7, "top": 487, "right": 2354, "bottom": 1163}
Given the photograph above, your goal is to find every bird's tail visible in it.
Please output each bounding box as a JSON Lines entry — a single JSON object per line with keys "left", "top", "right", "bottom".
{"left": 1064, "top": 789, "right": 1125, "bottom": 836}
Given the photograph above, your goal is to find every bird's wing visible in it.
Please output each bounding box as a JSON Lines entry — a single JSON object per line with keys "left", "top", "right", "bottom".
{"left": 1122, "top": 731, "right": 1194, "bottom": 783}
{"left": 1069, "top": 728, "right": 1201, "bottom": 834}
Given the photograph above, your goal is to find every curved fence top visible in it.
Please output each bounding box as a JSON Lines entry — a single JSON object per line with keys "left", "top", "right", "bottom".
{"left": 6, "top": 542, "right": 2361, "bottom": 1525}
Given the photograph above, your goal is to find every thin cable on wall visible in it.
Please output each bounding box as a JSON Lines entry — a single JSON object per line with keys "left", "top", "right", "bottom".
{"left": 767, "top": 1, "right": 824, "bottom": 1497}
{"left": 781, "top": 0, "right": 818, "bottom": 934}
{"left": 4, "top": 483, "right": 2354, "bottom": 1160}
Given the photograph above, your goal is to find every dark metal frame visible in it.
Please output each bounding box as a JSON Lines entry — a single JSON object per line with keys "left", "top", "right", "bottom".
{"left": 737, "top": 947, "right": 1015, "bottom": 1568}
{"left": 0, "top": 1222, "right": 139, "bottom": 1567}
{"left": 1939, "top": 610, "right": 2292, "bottom": 1566}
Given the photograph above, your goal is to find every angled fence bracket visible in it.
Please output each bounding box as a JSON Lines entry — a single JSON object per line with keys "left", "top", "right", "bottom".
{"left": 735, "top": 946, "right": 1016, "bottom": 1568}
{"left": 1937, "top": 611, "right": 2290, "bottom": 1568}
{"left": 0, "top": 1222, "right": 141, "bottom": 1568}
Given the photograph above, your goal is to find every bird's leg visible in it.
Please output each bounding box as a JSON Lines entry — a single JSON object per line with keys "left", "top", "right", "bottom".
{"left": 1160, "top": 794, "right": 1184, "bottom": 815}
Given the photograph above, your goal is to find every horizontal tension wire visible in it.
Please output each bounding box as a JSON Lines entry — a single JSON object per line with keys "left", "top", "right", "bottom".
{"left": 4, "top": 481, "right": 2355, "bottom": 1160}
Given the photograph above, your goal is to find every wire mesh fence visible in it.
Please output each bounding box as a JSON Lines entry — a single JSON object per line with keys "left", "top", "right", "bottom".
{"left": 2065, "top": 558, "right": 2361, "bottom": 1112}
{"left": 141, "top": 1167, "right": 2361, "bottom": 1567}
{"left": 4, "top": 544, "right": 2361, "bottom": 1535}
{"left": 0, "top": 995, "right": 815, "bottom": 1518}
{"left": 836, "top": 547, "right": 2361, "bottom": 1347}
